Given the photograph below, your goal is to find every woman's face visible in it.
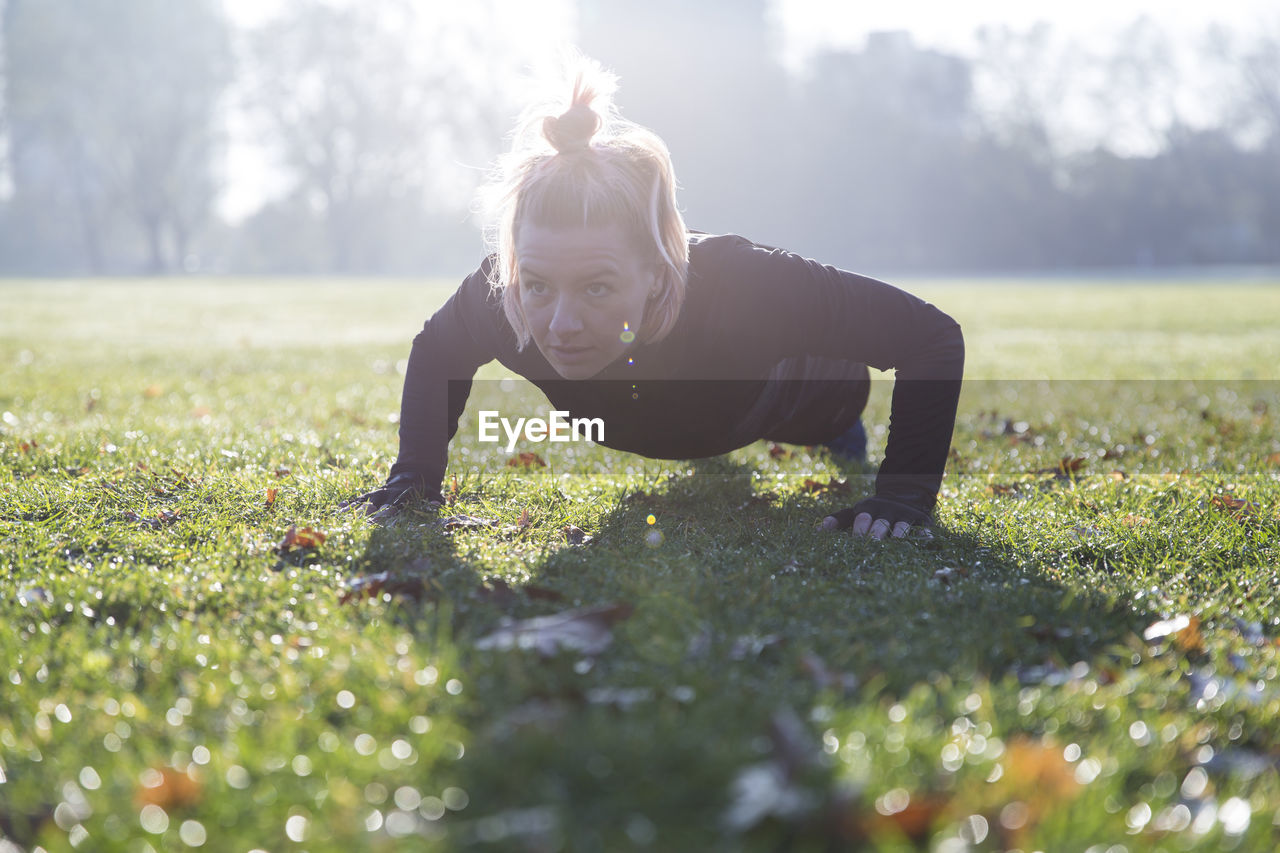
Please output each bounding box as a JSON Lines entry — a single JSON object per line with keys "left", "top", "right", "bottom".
{"left": 515, "top": 222, "right": 657, "bottom": 379}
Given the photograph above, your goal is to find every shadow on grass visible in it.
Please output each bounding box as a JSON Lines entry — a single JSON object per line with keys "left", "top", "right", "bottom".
{"left": 346, "top": 451, "right": 1159, "bottom": 848}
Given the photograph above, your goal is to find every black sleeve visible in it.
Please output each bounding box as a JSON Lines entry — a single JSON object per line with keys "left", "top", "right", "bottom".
{"left": 710, "top": 237, "right": 965, "bottom": 516}
{"left": 387, "top": 259, "right": 505, "bottom": 496}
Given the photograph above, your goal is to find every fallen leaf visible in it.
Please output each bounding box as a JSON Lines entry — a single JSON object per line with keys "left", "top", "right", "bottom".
{"left": 277, "top": 525, "right": 326, "bottom": 552}
{"left": 1211, "top": 493, "right": 1262, "bottom": 519}
{"left": 801, "top": 478, "right": 851, "bottom": 495}
{"left": 19, "top": 439, "right": 38, "bottom": 453}
{"left": 506, "top": 452, "right": 546, "bottom": 468}
{"left": 562, "top": 524, "right": 593, "bottom": 545}
{"left": 863, "top": 793, "right": 952, "bottom": 844}
{"left": 768, "top": 443, "right": 792, "bottom": 459}
{"left": 474, "top": 603, "right": 634, "bottom": 656}
{"left": 135, "top": 766, "right": 203, "bottom": 811}
{"left": 274, "top": 468, "right": 291, "bottom": 478}
{"left": 1143, "top": 614, "right": 1203, "bottom": 653}
{"left": 1035, "top": 456, "right": 1087, "bottom": 478}
{"left": 264, "top": 487, "right": 278, "bottom": 511}
{"left": 1121, "top": 514, "right": 1150, "bottom": 527}
{"left": 339, "top": 571, "right": 434, "bottom": 605}
{"left": 990, "top": 735, "right": 1081, "bottom": 840}
{"left": 442, "top": 514, "right": 496, "bottom": 531}
{"left": 517, "top": 507, "right": 533, "bottom": 528}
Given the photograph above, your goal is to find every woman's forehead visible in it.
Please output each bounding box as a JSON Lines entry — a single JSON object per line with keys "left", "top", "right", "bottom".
{"left": 515, "top": 222, "right": 641, "bottom": 272}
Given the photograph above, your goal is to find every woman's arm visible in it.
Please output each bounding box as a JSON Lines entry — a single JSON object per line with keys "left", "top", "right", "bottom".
{"left": 343, "top": 259, "right": 502, "bottom": 516}
{"left": 707, "top": 236, "right": 965, "bottom": 535}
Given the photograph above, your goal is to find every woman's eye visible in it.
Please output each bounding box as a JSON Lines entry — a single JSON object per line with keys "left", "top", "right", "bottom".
{"left": 525, "top": 280, "right": 548, "bottom": 296}
{"left": 586, "top": 282, "right": 612, "bottom": 297}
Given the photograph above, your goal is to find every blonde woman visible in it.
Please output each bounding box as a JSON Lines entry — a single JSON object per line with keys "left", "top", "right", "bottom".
{"left": 345, "top": 57, "right": 964, "bottom": 541}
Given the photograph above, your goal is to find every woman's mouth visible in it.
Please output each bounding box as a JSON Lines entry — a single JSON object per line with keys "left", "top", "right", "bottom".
{"left": 549, "top": 344, "right": 594, "bottom": 362}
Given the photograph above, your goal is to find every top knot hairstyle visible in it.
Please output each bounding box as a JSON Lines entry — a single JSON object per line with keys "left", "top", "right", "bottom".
{"left": 482, "top": 53, "right": 689, "bottom": 349}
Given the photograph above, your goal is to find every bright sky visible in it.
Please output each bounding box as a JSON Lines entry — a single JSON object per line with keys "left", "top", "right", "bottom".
{"left": 218, "top": 0, "right": 1277, "bottom": 221}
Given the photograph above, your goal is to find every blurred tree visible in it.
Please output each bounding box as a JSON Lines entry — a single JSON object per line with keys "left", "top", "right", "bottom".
{"left": 2, "top": 0, "right": 230, "bottom": 273}
{"left": 241, "top": 0, "right": 487, "bottom": 274}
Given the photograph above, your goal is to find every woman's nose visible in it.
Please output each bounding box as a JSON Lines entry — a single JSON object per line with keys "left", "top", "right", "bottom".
{"left": 548, "top": 296, "right": 584, "bottom": 337}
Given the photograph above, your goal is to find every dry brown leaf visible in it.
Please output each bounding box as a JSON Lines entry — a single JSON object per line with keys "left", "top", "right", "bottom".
{"left": 277, "top": 525, "right": 326, "bottom": 552}
{"left": 1143, "top": 614, "right": 1204, "bottom": 654}
{"left": 517, "top": 507, "right": 533, "bottom": 528}
{"left": 801, "top": 477, "right": 851, "bottom": 495}
{"left": 474, "top": 603, "right": 633, "bottom": 656}
{"left": 562, "top": 524, "right": 592, "bottom": 545}
{"left": 506, "top": 452, "right": 546, "bottom": 468}
{"left": 1121, "top": 514, "right": 1150, "bottom": 527}
{"left": 1035, "top": 456, "right": 1087, "bottom": 478}
{"left": 768, "top": 443, "right": 792, "bottom": 459}
{"left": 1211, "top": 493, "right": 1262, "bottom": 519}
{"left": 863, "top": 794, "right": 952, "bottom": 844}
{"left": 135, "top": 767, "right": 203, "bottom": 811}
{"left": 339, "top": 571, "right": 436, "bottom": 605}
{"left": 264, "top": 487, "right": 278, "bottom": 511}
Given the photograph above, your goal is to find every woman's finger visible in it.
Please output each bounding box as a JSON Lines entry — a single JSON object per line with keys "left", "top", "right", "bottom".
{"left": 851, "top": 512, "right": 874, "bottom": 536}
{"left": 869, "top": 517, "right": 892, "bottom": 540}
{"left": 891, "top": 520, "right": 911, "bottom": 539}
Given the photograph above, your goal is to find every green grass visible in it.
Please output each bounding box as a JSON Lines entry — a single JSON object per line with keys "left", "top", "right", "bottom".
{"left": 2, "top": 277, "right": 1279, "bottom": 851}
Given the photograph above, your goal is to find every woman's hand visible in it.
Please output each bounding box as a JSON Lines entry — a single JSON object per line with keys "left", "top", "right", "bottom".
{"left": 820, "top": 495, "right": 931, "bottom": 540}
{"left": 339, "top": 471, "right": 441, "bottom": 521}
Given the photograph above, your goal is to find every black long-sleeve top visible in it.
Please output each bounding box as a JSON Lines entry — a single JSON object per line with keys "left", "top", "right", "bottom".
{"left": 390, "top": 232, "right": 964, "bottom": 515}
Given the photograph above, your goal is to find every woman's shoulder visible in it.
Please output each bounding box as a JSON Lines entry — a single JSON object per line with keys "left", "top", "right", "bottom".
{"left": 686, "top": 231, "right": 821, "bottom": 292}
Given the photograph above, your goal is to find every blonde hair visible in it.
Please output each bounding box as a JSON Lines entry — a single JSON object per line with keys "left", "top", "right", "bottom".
{"left": 481, "top": 53, "right": 688, "bottom": 349}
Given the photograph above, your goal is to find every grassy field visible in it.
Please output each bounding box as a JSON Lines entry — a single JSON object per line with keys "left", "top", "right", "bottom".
{"left": 2, "top": 276, "right": 1279, "bottom": 851}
